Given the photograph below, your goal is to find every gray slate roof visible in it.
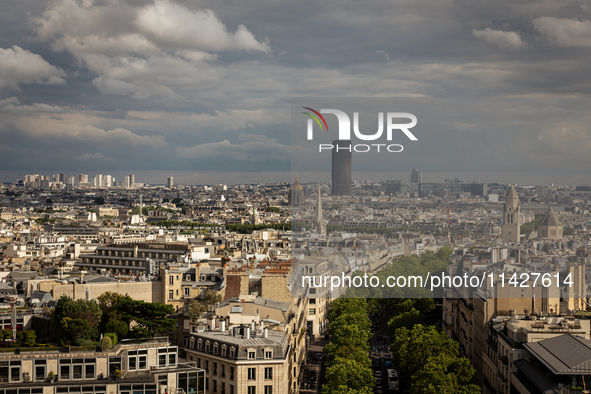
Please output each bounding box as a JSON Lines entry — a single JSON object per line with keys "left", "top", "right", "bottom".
{"left": 524, "top": 334, "right": 591, "bottom": 375}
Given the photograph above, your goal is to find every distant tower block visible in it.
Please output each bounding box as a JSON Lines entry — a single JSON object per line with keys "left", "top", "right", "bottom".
{"left": 331, "top": 139, "right": 351, "bottom": 196}
{"left": 502, "top": 184, "right": 520, "bottom": 243}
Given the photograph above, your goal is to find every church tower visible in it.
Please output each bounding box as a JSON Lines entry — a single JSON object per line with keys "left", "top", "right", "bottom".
{"left": 314, "top": 184, "right": 326, "bottom": 236}
{"left": 502, "top": 184, "right": 520, "bottom": 243}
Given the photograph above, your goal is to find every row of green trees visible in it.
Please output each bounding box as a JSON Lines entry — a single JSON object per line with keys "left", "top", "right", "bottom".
{"left": 520, "top": 215, "right": 544, "bottom": 234}
{"left": 389, "top": 322, "right": 480, "bottom": 394}
{"left": 144, "top": 220, "right": 290, "bottom": 234}
{"left": 346, "top": 245, "right": 453, "bottom": 299}
{"left": 322, "top": 298, "right": 375, "bottom": 394}
{"left": 49, "top": 293, "right": 175, "bottom": 345}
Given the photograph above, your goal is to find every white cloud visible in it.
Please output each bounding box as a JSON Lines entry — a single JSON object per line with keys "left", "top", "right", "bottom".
{"left": 533, "top": 17, "right": 591, "bottom": 47}
{"left": 0, "top": 46, "right": 66, "bottom": 90}
{"left": 473, "top": 28, "right": 528, "bottom": 50}
{"left": 31, "top": 0, "right": 269, "bottom": 99}
{"left": 0, "top": 97, "right": 65, "bottom": 114}
{"left": 75, "top": 152, "right": 114, "bottom": 161}
{"left": 135, "top": 1, "right": 269, "bottom": 53}
{"left": 176, "top": 134, "right": 290, "bottom": 161}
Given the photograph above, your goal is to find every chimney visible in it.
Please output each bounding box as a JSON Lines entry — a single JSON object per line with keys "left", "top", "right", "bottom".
{"left": 264, "top": 328, "right": 268, "bottom": 338}
{"left": 210, "top": 317, "right": 216, "bottom": 331}
{"left": 246, "top": 327, "right": 250, "bottom": 339}
{"left": 251, "top": 321, "right": 255, "bottom": 332}
{"left": 260, "top": 320, "right": 264, "bottom": 330}
{"left": 221, "top": 320, "right": 226, "bottom": 332}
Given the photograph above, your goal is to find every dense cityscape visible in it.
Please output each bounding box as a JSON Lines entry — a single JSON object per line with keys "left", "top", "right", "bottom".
{"left": 3, "top": 0, "right": 591, "bottom": 393}
{"left": 0, "top": 168, "right": 590, "bottom": 394}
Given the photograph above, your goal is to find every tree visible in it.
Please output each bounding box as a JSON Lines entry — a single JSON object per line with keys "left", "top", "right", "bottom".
{"left": 265, "top": 207, "right": 281, "bottom": 213}
{"left": 188, "top": 300, "right": 206, "bottom": 319}
{"left": 203, "top": 290, "right": 222, "bottom": 307}
{"left": 61, "top": 317, "right": 90, "bottom": 344}
{"left": 386, "top": 308, "right": 426, "bottom": 336}
{"left": 410, "top": 353, "right": 480, "bottom": 394}
{"left": 322, "top": 357, "right": 375, "bottom": 394}
{"left": 390, "top": 325, "right": 458, "bottom": 378}
{"left": 45, "top": 198, "right": 53, "bottom": 204}
{"left": 116, "top": 296, "right": 175, "bottom": 336}
{"left": 50, "top": 296, "right": 102, "bottom": 344}
{"left": 23, "top": 330, "right": 36, "bottom": 347}
{"left": 105, "top": 319, "right": 129, "bottom": 339}
{"left": 101, "top": 336, "right": 113, "bottom": 351}
{"left": 94, "top": 196, "right": 105, "bottom": 205}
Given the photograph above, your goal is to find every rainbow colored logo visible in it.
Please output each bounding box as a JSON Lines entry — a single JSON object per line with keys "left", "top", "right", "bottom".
{"left": 302, "top": 107, "right": 328, "bottom": 131}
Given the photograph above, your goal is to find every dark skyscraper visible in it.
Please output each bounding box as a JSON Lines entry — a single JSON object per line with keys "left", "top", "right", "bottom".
{"left": 409, "top": 168, "right": 422, "bottom": 184}
{"left": 331, "top": 139, "right": 351, "bottom": 196}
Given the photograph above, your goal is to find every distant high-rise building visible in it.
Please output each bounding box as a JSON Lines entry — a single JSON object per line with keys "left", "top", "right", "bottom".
{"left": 130, "top": 174, "right": 135, "bottom": 188}
{"left": 91, "top": 176, "right": 97, "bottom": 187}
{"left": 97, "top": 174, "right": 103, "bottom": 188}
{"left": 331, "top": 140, "right": 351, "bottom": 196}
{"left": 52, "top": 174, "right": 60, "bottom": 183}
{"left": 167, "top": 177, "right": 174, "bottom": 189}
{"left": 104, "top": 175, "right": 112, "bottom": 188}
{"left": 409, "top": 168, "right": 422, "bottom": 184}
{"left": 502, "top": 184, "right": 520, "bottom": 243}
{"left": 68, "top": 176, "right": 75, "bottom": 186}
{"left": 125, "top": 176, "right": 130, "bottom": 188}
{"left": 59, "top": 173, "right": 67, "bottom": 184}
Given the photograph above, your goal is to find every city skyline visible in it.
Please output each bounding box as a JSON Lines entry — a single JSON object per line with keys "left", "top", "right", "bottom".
{"left": 1, "top": 1, "right": 591, "bottom": 186}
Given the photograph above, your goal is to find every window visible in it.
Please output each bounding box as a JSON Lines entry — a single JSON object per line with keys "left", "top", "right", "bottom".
{"left": 230, "top": 385, "right": 234, "bottom": 394}
{"left": 60, "top": 365, "right": 70, "bottom": 380}
{"left": 265, "top": 351, "right": 272, "bottom": 359}
{"left": 229, "top": 367, "right": 234, "bottom": 380}
{"left": 213, "top": 362, "right": 217, "bottom": 376}
{"left": 169, "top": 276, "right": 174, "bottom": 285}
{"left": 196, "top": 358, "right": 201, "bottom": 369}
{"left": 264, "top": 368, "right": 272, "bottom": 380}
{"left": 85, "top": 364, "right": 95, "bottom": 379}
{"left": 221, "top": 365, "right": 225, "bottom": 378}
{"left": 248, "top": 368, "right": 256, "bottom": 380}
{"left": 264, "top": 387, "right": 272, "bottom": 394}
{"left": 128, "top": 350, "right": 148, "bottom": 371}
{"left": 248, "top": 387, "right": 256, "bottom": 394}
{"left": 309, "top": 298, "right": 316, "bottom": 304}
{"left": 213, "top": 379, "right": 217, "bottom": 393}
{"left": 205, "top": 360, "right": 209, "bottom": 373}
{"left": 157, "top": 347, "right": 177, "bottom": 368}
{"left": 309, "top": 309, "right": 316, "bottom": 315}
{"left": 108, "top": 357, "right": 122, "bottom": 375}
{"left": 221, "top": 382, "right": 226, "bottom": 394}
{"left": 176, "top": 289, "right": 179, "bottom": 296}
{"left": 34, "top": 360, "right": 46, "bottom": 382}
{"left": 184, "top": 287, "right": 190, "bottom": 296}
{"left": 248, "top": 351, "right": 256, "bottom": 360}
{"left": 169, "top": 290, "right": 174, "bottom": 299}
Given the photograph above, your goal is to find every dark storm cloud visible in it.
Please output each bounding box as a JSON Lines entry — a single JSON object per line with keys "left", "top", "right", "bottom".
{"left": 1, "top": 0, "right": 591, "bottom": 183}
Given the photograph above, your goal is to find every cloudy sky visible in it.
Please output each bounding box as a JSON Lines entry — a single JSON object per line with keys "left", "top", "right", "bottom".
{"left": 1, "top": 0, "right": 591, "bottom": 185}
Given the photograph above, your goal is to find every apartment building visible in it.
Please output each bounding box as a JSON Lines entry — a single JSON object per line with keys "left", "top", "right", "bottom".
{"left": 185, "top": 296, "right": 307, "bottom": 394}
{"left": 0, "top": 337, "right": 205, "bottom": 394}
{"left": 77, "top": 242, "right": 211, "bottom": 276}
